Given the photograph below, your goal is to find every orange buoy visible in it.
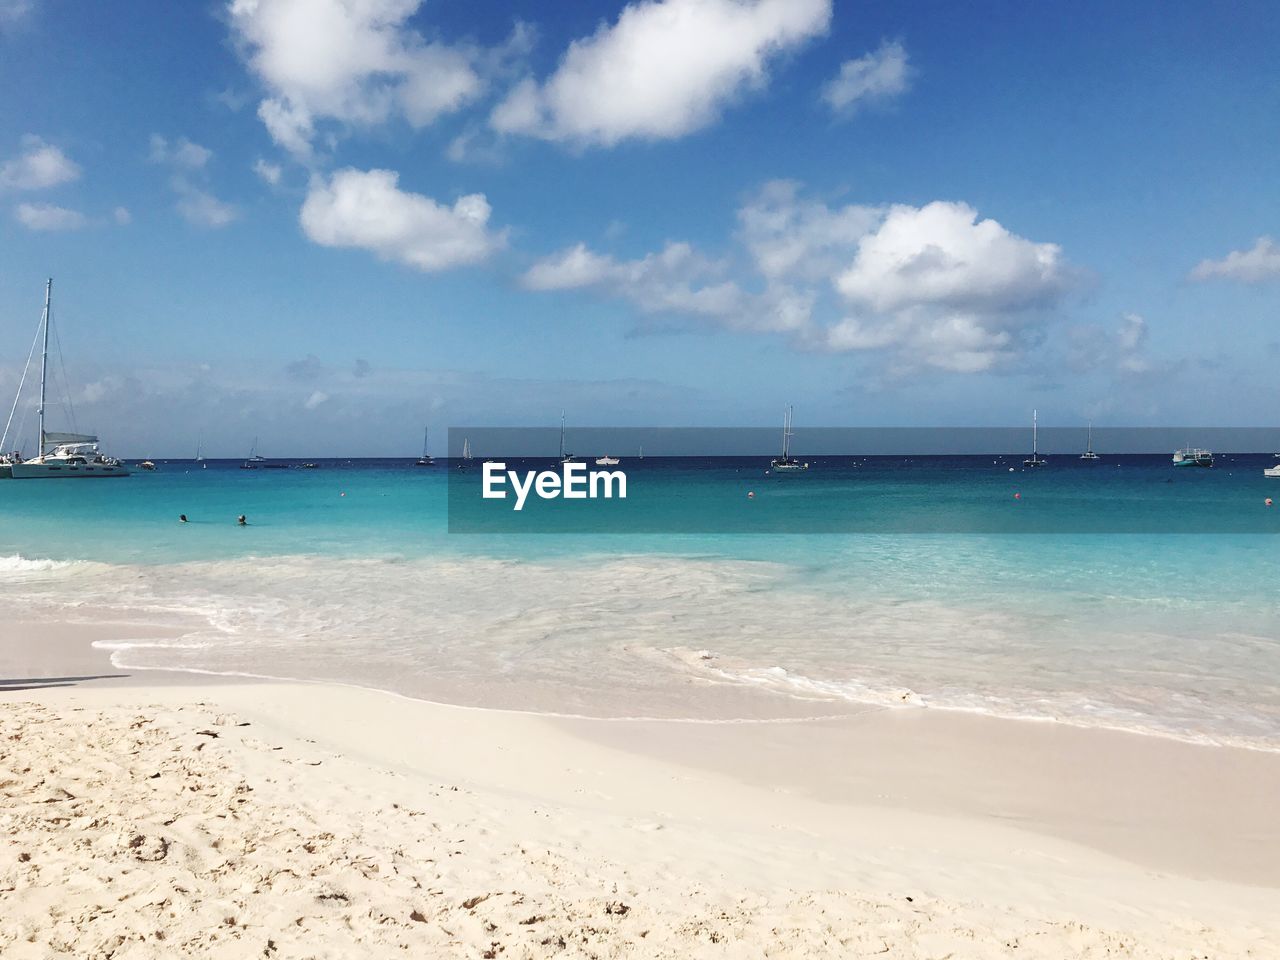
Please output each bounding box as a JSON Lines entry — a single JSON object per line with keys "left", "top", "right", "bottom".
{"left": 1267, "top": 498, "right": 1274, "bottom": 507}
{"left": 1013, "top": 492, "right": 1021, "bottom": 500}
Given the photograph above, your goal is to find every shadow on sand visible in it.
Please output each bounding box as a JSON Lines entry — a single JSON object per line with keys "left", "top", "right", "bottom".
{"left": 0, "top": 674, "right": 128, "bottom": 692}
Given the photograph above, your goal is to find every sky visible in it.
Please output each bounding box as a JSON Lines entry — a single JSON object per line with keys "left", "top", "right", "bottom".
{"left": 0, "top": 0, "right": 1278, "bottom": 457}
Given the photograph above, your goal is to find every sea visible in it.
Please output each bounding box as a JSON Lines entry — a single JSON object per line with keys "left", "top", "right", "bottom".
{"left": 2, "top": 454, "right": 1279, "bottom": 750}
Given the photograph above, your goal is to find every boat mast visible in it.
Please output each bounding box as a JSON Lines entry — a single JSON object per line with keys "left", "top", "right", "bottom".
{"left": 1032, "top": 408, "right": 1038, "bottom": 459}
{"left": 38, "top": 278, "right": 51, "bottom": 458}
{"left": 423, "top": 427, "right": 429, "bottom": 458}
{"left": 1087, "top": 420, "right": 1092, "bottom": 454}
{"left": 782, "top": 405, "right": 793, "bottom": 459}
{"left": 559, "top": 411, "right": 566, "bottom": 460}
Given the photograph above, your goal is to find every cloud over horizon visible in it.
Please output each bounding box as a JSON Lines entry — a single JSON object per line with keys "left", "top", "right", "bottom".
{"left": 524, "top": 187, "right": 1074, "bottom": 374}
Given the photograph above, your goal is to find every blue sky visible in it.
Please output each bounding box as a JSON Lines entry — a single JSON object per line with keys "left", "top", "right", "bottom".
{"left": 1, "top": 0, "right": 1278, "bottom": 457}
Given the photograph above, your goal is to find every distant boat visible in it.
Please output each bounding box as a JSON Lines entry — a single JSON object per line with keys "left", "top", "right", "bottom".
{"left": 456, "top": 436, "right": 473, "bottom": 469}
{"left": 1265, "top": 463, "right": 1280, "bottom": 478}
{"left": 559, "top": 412, "right": 577, "bottom": 464}
{"left": 301, "top": 462, "right": 318, "bottom": 469}
{"left": 1080, "top": 421, "right": 1100, "bottom": 460}
{"left": 1, "top": 279, "right": 129, "bottom": 479}
{"left": 771, "top": 405, "right": 809, "bottom": 471}
{"left": 415, "top": 427, "right": 433, "bottom": 466}
{"left": 638, "top": 445, "right": 644, "bottom": 460}
{"left": 139, "top": 460, "right": 157, "bottom": 471}
{"left": 241, "top": 437, "right": 267, "bottom": 469}
{"left": 595, "top": 455, "right": 620, "bottom": 466}
{"left": 1173, "top": 447, "right": 1213, "bottom": 468}
{"left": 1023, "top": 409, "right": 1047, "bottom": 467}
{"left": 195, "top": 437, "right": 204, "bottom": 462}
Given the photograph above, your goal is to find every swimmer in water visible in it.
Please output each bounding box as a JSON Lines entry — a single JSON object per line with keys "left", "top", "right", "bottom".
{"left": 179, "top": 514, "right": 188, "bottom": 522}
{"left": 237, "top": 514, "right": 247, "bottom": 526}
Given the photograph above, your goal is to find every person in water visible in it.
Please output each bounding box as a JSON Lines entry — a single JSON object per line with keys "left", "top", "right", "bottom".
{"left": 237, "top": 514, "right": 247, "bottom": 526}
{"left": 179, "top": 514, "right": 188, "bottom": 523}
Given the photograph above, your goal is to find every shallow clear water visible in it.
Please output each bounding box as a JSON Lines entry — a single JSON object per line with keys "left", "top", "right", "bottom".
{"left": 2, "top": 457, "right": 1279, "bottom": 747}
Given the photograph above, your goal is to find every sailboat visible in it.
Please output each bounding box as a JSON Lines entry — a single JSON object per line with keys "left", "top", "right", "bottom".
{"left": 195, "top": 437, "right": 204, "bottom": 462}
{"left": 1, "top": 280, "right": 129, "bottom": 479}
{"left": 456, "top": 436, "right": 473, "bottom": 469}
{"left": 240, "top": 437, "right": 268, "bottom": 469}
{"left": 415, "top": 427, "right": 433, "bottom": 466}
{"left": 1080, "top": 421, "right": 1100, "bottom": 460}
{"left": 558, "top": 411, "right": 577, "bottom": 464}
{"left": 638, "top": 445, "right": 643, "bottom": 460}
{"left": 771, "top": 405, "right": 809, "bottom": 471}
{"left": 1023, "top": 409, "right": 1047, "bottom": 467}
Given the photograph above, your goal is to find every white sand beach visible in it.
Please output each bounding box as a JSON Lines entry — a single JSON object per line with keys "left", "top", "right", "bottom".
{"left": 2, "top": 620, "right": 1279, "bottom": 958}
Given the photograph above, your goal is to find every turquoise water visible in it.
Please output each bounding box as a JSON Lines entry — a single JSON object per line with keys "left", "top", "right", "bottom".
{"left": 2, "top": 457, "right": 1279, "bottom": 747}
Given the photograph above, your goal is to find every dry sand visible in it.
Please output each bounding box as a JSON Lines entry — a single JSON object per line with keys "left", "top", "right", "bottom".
{"left": 2, "top": 623, "right": 1278, "bottom": 958}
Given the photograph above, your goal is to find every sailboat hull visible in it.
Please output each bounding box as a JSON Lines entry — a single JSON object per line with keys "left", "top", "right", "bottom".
{"left": 8, "top": 461, "right": 129, "bottom": 478}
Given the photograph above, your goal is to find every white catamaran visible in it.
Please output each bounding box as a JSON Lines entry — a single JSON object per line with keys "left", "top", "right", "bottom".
{"left": 1, "top": 280, "right": 128, "bottom": 479}
{"left": 771, "top": 405, "right": 809, "bottom": 471}
{"left": 1080, "top": 421, "right": 1100, "bottom": 460}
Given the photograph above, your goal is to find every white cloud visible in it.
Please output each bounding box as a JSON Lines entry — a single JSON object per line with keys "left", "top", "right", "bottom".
{"left": 525, "top": 187, "right": 1073, "bottom": 374}
{"left": 1067, "top": 312, "right": 1152, "bottom": 377}
{"left": 150, "top": 134, "right": 238, "bottom": 228}
{"left": 1189, "top": 236, "right": 1280, "bottom": 283}
{"left": 824, "top": 201, "right": 1070, "bottom": 372}
{"left": 227, "top": 0, "right": 484, "bottom": 157}
{"left": 148, "top": 134, "right": 211, "bottom": 169}
{"left": 175, "top": 187, "right": 238, "bottom": 228}
{"left": 737, "top": 179, "right": 881, "bottom": 281}
{"left": 0, "top": 135, "right": 80, "bottom": 190}
{"left": 835, "top": 202, "right": 1066, "bottom": 313}
{"left": 523, "top": 241, "right": 809, "bottom": 333}
{"left": 13, "top": 202, "right": 87, "bottom": 231}
{"left": 1116, "top": 311, "right": 1147, "bottom": 353}
{"left": 523, "top": 241, "right": 743, "bottom": 317}
{"left": 113, "top": 206, "right": 132, "bottom": 225}
{"left": 304, "top": 390, "right": 329, "bottom": 410}
{"left": 0, "top": 0, "right": 36, "bottom": 25}
{"left": 300, "top": 167, "right": 506, "bottom": 272}
{"left": 491, "top": 0, "right": 831, "bottom": 147}
{"left": 821, "top": 39, "right": 911, "bottom": 115}
{"left": 253, "top": 157, "right": 283, "bottom": 185}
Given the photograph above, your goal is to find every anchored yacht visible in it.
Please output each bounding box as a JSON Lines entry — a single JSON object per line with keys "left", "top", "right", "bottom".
{"left": 1, "top": 280, "right": 128, "bottom": 479}
{"left": 771, "top": 406, "right": 809, "bottom": 471}
{"left": 1023, "top": 409, "right": 1047, "bottom": 467}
